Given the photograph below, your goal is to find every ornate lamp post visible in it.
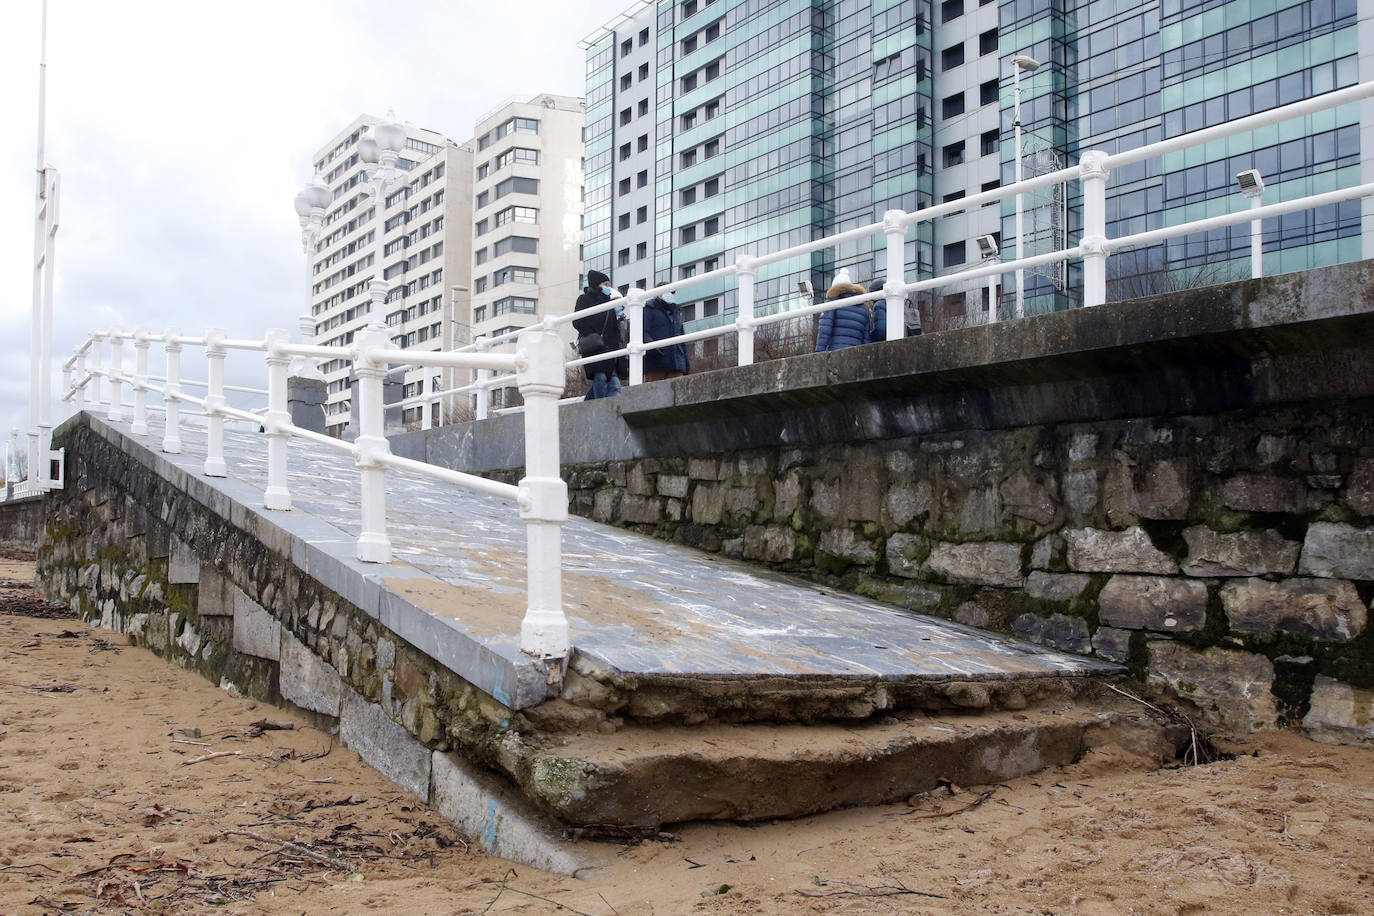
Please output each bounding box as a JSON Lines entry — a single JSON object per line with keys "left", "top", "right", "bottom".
{"left": 356, "top": 112, "right": 408, "bottom": 331}
{"left": 291, "top": 172, "right": 332, "bottom": 379}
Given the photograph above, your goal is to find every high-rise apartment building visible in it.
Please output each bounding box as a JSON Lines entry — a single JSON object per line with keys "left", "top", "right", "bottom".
{"left": 583, "top": 0, "right": 1371, "bottom": 331}
{"left": 468, "top": 94, "right": 587, "bottom": 406}
{"left": 308, "top": 116, "right": 473, "bottom": 437}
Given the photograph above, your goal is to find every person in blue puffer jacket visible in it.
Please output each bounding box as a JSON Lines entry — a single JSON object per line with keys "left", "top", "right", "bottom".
{"left": 815, "top": 268, "right": 886, "bottom": 351}
{"left": 643, "top": 292, "right": 690, "bottom": 381}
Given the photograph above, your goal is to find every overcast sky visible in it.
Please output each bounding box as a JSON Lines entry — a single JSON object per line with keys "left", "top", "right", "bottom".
{"left": 0, "top": 0, "right": 633, "bottom": 444}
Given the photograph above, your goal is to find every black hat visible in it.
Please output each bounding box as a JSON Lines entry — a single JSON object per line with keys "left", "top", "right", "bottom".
{"left": 586, "top": 270, "right": 610, "bottom": 287}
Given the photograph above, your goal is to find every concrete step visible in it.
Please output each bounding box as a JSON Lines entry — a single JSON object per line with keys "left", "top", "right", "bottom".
{"left": 514, "top": 686, "right": 1185, "bottom": 829}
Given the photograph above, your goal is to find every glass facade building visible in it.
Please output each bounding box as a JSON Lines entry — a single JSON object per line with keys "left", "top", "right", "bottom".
{"left": 583, "top": 0, "right": 1371, "bottom": 329}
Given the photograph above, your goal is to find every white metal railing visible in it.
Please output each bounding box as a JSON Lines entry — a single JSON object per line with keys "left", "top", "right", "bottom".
{"left": 449, "top": 80, "right": 1374, "bottom": 416}
{"left": 60, "top": 324, "right": 571, "bottom": 659}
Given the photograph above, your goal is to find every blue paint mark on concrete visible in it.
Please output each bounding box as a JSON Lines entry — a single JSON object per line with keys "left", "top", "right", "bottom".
{"left": 486, "top": 799, "right": 499, "bottom": 850}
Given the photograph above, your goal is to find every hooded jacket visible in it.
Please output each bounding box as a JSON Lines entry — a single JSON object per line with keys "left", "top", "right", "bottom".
{"left": 573, "top": 273, "right": 627, "bottom": 380}
{"left": 815, "top": 280, "right": 886, "bottom": 351}
{"left": 643, "top": 296, "right": 690, "bottom": 375}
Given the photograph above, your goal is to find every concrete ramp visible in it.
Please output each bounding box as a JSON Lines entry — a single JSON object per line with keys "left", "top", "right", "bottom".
{"left": 39, "top": 411, "right": 1163, "bottom": 872}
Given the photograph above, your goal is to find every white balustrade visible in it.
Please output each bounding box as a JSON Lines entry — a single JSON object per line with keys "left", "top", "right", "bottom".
{"left": 263, "top": 328, "right": 291, "bottom": 511}
{"left": 107, "top": 326, "right": 123, "bottom": 422}
{"left": 131, "top": 327, "right": 150, "bottom": 435}
{"left": 203, "top": 327, "right": 228, "bottom": 477}
{"left": 162, "top": 326, "right": 183, "bottom": 454}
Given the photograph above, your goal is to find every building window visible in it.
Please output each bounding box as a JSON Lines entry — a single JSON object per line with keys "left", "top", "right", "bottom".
{"left": 941, "top": 44, "right": 964, "bottom": 71}
{"left": 682, "top": 111, "right": 698, "bottom": 130}
{"left": 679, "top": 264, "right": 696, "bottom": 279}
{"left": 492, "top": 236, "right": 537, "bottom": 256}
{"left": 681, "top": 34, "right": 698, "bottom": 54}
{"left": 638, "top": 62, "right": 649, "bottom": 80}
{"left": 981, "top": 129, "right": 999, "bottom": 157}
{"left": 941, "top": 0, "right": 962, "bottom": 22}
{"left": 680, "top": 225, "right": 696, "bottom": 244}
{"left": 638, "top": 98, "right": 649, "bottom": 116}
{"left": 636, "top": 205, "right": 648, "bottom": 223}
{"left": 639, "top": 27, "right": 649, "bottom": 45}
{"left": 681, "top": 73, "right": 697, "bottom": 93}
{"left": 681, "top": 187, "right": 697, "bottom": 206}
{"left": 942, "top": 92, "right": 965, "bottom": 119}
{"left": 704, "top": 177, "right": 719, "bottom": 197}
{"left": 980, "top": 79, "right": 999, "bottom": 106}
{"left": 638, "top": 134, "right": 649, "bottom": 152}
{"left": 618, "top": 248, "right": 631, "bottom": 266}
{"left": 620, "top": 73, "right": 632, "bottom": 91}
{"left": 637, "top": 170, "right": 648, "bottom": 188}
{"left": 620, "top": 108, "right": 632, "bottom": 126}
{"left": 704, "top": 137, "right": 720, "bottom": 158}
{"left": 979, "top": 28, "right": 998, "bottom": 55}
{"left": 636, "top": 241, "right": 647, "bottom": 259}
{"left": 619, "top": 177, "right": 632, "bottom": 195}
{"left": 474, "top": 247, "right": 488, "bottom": 265}
{"left": 942, "top": 191, "right": 965, "bottom": 204}
{"left": 943, "top": 241, "right": 966, "bottom": 266}
{"left": 620, "top": 142, "right": 631, "bottom": 161}
{"left": 943, "top": 140, "right": 965, "bottom": 167}
{"left": 981, "top": 180, "right": 1000, "bottom": 204}
{"left": 703, "top": 216, "right": 719, "bottom": 236}
{"left": 621, "top": 38, "right": 632, "bottom": 56}
{"left": 476, "top": 191, "right": 488, "bottom": 209}
{"left": 681, "top": 0, "right": 697, "bottom": 17}
{"left": 618, "top": 212, "right": 631, "bottom": 229}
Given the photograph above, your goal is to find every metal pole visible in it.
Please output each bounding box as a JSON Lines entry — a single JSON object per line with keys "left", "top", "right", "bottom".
{"left": 1079, "top": 150, "right": 1111, "bottom": 308}
{"left": 1013, "top": 63, "right": 1025, "bottom": 321}
{"left": 1250, "top": 195, "right": 1263, "bottom": 279}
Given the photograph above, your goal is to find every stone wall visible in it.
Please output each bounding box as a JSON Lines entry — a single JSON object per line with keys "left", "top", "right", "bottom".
{"left": 399, "top": 262, "right": 1374, "bottom": 743}
{"left": 35, "top": 415, "right": 598, "bottom": 875}
{"left": 0, "top": 495, "right": 44, "bottom": 547}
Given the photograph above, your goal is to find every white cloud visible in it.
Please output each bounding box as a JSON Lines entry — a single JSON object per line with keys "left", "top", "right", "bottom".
{"left": 1, "top": 0, "right": 630, "bottom": 437}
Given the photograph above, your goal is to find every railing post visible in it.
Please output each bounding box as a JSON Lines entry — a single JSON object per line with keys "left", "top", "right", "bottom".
{"left": 107, "top": 326, "right": 124, "bottom": 421}
{"left": 203, "top": 327, "right": 228, "bottom": 477}
{"left": 474, "top": 339, "right": 490, "bottom": 421}
{"left": 515, "top": 329, "right": 569, "bottom": 659}
{"left": 1079, "top": 150, "right": 1112, "bottom": 308}
{"left": 61, "top": 361, "right": 72, "bottom": 418}
{"left": 162, "top": 327, "right": 183, "bottom": 454}
{"left": 89, "top": 332, "right": 104, "bottom": 410}
{"left": 353, "top": 326, "right": 392, "bottom": 562}
{"left": 131, "top": 327, "right": 150, "bottom": 435}
{"left": 263, "top": 328, "right": 292, "bottom": 511}
{"left": 736, "top": 256, "right": 757, "bottom": 367}
{"left": 73, "top": 349, "right": 86, "bottom": 414}
{"left": 625, "top": 289, "right": 645, "bottom": 387}
{"left": 883, "top": 209, "right": 907, "bottom": 340}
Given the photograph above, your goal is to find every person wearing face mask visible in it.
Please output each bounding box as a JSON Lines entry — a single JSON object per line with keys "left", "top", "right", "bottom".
{"left": 573, "top": 270, "right": 629, "bottom": 399}
{"left": 642, "top": 291, "right": 689, "bottom": 382}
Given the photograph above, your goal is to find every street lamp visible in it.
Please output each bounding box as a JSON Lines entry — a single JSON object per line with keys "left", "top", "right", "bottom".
{"left": 1236, "top": 169, "right": 1265, "bottom": 279}
{"left": 357, "top": 111, "right": 408, "bottom": 331}
{"left": 291, "top": 171, "right": 332, "bottom": 380}
{"left": 1011, "top": 54, "right": 1042, "bottom": 320}
{"left": 976, "top": 234, "right": 1000, "bottom": 323}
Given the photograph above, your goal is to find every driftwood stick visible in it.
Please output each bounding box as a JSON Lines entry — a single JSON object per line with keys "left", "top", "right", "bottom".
{"left": 222, "top": 830, "right": 341, "bottom": 869}
{"left": 182, "top": 750, "right": 242, "bottom": 766}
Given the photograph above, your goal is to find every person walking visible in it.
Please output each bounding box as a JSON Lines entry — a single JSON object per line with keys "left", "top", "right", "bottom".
{"left": 815, "top": 268, "right": 886, "bottom": 352}
{"left": 573, "top": 270, "right": 628, "bottom": 399}
{"left": 642, "top": 292, "right": 690, "bottom": 382}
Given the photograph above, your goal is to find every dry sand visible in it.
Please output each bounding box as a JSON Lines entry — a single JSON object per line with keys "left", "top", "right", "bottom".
{"left": 2, "top": 553, "right": 1372, "bottom": 915}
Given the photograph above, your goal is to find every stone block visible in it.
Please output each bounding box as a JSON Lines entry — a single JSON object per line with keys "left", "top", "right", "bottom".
{"left": 167, "top": 536, "right": 199, "bottom": 584}
{"left": 742, "top": 525, "right": 797, "bottom": 563}
{"left": 1010, "top": 612, "right": 1091, "bottom": 653}
{"left": 1068, "top": 432, "right": 1098, "bottom": 463}
{"left": 340, "top": 688, "right": 432, "bottom": 802}
{"left": 1000, "top": 471, "right": 1055, "bottom": 526}
{"left": 1098, "top": 575, "right": 1207, "bottom": 632}
{"left": 1345, "top": 458, "right": 1374, "bottom": 515}
{"left": 884, "top": 481, "right": 931, "bottom": 527}
{"left": 723, "top": 486, "right": 758, "bottom": 515}
{"left": 1131, "top": 460, "right": 1189, "bottom": 519}
{"left": 924, "top": 541, "right": 1023, "bottom": 587}
{"left": 818, "top": 528, "right": 878, "bottom": 565}
{"left": 1181, "top": 526, "right": 1300, "bottom": 577}
{"left": 1091, "top": 626, "right": 1132, "bottom": 662}
{"left": 196, "top": 566, "right": 236, "bottom": 616}
{"left": 430, "top": 751, "right": 601, "bottom": 877}
{"left": 1147, "top": 641, "right": 1277, "bottom": 733}
{"left": 590, "top": 488, "right": 621, "bottom": 524}
{"left": 1303, "top": 676, "right": 1374, "bottom": 747}
{"left": 232, "top": 590, "right": 281, "bottom": 661}
{"left": 1063, "top": 469, "right": 1098, "bottom": 515}
{"left": 1299, "top": 522, "right": 1374, "bottom": 580}
{"left": 279, "top": 630, "right": 344, "bottom": 716}
{"left": 625, "top": 464, "right": 652, "bottom": 497}
{"left": 953, "top": 601, "right": 990, "bottom": 628}
{"left": 957, "top": 488, "right": 1001, "bottom": 536}
{"left": 772, "top": 472, "right": 802, "bottom": 519}
{"left": 1221, "top": 578, "right": 1366, "bottom": 641}
{"left": 810, "top": 479, "right": 843, "bottom": 520}
{"left": 1025, "top": 571, "right": 1090, "bottom": 601}
{"left": 686, "top": 457, "right": 720, "bottom": 480}
{"left": 618, "top": 495, "right": 662, "bottom": 525}
{"left": 1065, "top": 527, "right": 1178, "bottom": 574}
{"left": 885, "top": 533, "right": 928, "bottom": 579}
{"left": 657, "top": 474, "right": 689, "bottom": 499}
{"left": 1221, "top": 474, "right": 1306, "bottom": 513}
{"left": 690, "top": 483, "right": 724, "bottom": 525}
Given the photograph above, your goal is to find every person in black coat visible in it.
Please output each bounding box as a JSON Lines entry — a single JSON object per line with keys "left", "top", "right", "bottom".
{"left": 642, "top": 293, "right": 690, "bottom": 382}
{"left": 572, "top": 270, "right": 628, "bottom": 399}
